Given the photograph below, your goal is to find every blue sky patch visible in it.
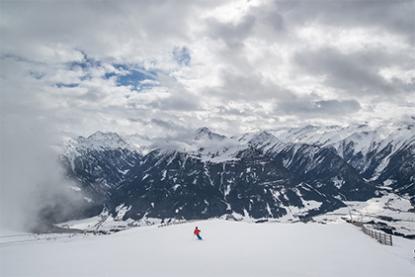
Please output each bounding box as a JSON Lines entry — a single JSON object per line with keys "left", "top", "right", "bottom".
{"left": 65, "top": 51, "right": 159, "bottom": 91}
{"left": 68, "top": 51, "right": 100, "bottom": 71}
{"left": 107, "top": 64, "right": 158, "bottom": 91}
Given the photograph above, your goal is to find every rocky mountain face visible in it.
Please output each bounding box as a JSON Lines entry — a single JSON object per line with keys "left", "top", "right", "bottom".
{"left": 62, "top": 132, "right": 141, "bottom": 197}
{"left": 270, "top": 119, "right": 415, "bottom": 201}
{"left": 61, "top": 120, "right": 415, "bottom": 223}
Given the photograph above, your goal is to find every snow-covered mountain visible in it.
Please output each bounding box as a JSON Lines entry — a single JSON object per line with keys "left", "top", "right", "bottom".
{"left": 61, "top": 119, "right": 415, "bottom": 224}
{"left": 268, "top": 118, "right": 415, "bottom": 198}
{"left": 62, "top": 132, "right": 141, "bottom": 197}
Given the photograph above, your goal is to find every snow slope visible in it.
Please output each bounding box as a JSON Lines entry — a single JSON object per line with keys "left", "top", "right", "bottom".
{"left": 315, "top": 193, "right": 415, "bottom": 237}
{"left": 1, "top": 220, "right": 414, "bottom": 277}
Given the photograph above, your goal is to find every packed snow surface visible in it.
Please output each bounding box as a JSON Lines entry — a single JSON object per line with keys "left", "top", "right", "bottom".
{"left": 1, "top": 220, "right": 414, "bottom": 277}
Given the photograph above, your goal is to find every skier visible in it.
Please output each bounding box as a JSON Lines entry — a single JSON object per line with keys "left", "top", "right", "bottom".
{"left": 194, "top": 226, "right": 202, "bottom": 240}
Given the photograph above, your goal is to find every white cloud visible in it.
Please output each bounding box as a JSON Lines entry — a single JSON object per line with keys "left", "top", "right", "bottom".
{"left": 0, "top": 0, "right": 413, "bottom": 139}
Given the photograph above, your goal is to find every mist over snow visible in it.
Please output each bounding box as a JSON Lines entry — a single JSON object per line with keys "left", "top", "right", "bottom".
{"left": 0, "top": 63, "right": 86, "bottom": 232}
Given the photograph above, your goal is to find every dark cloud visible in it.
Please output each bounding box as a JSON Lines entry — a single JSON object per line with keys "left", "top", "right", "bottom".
{"left": 207, "top": 71, "right": 288, "bottom": 101}
{"left": 294, "top": 47, "right": 413, "bottom": 95}
{"left": 149, "top": 93, "right": 201, "bottom": 111}
{"left": 207, "top": 15, "right": 256, "bottom": 48}
{"left": 276, "top": 0, "right": 415, "bottom": 43}
{"left": 173, "top": 46, "right": 191, "bottom": 66}
{"left": 276, "top": 96, "right": 361, "bottom": 116}
{"left": 150, "top": 118, "right": 187, "bottom": 132}
{"left": 216, "top": 105, "right": 253, "bottom": 116}
{"left": 314, "top": 99, "right": 361, "bottom": 114}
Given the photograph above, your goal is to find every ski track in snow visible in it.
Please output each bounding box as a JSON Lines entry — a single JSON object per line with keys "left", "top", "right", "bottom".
{"left": 1, "top": 220, "right": 414, "bottom": 277}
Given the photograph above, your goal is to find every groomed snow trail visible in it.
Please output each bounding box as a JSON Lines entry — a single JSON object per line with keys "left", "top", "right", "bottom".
{"left": 1, "top": 220, "right": 414, "bottom": 277}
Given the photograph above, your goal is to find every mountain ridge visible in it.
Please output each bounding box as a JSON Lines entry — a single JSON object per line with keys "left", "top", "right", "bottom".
{"left": 60, "top": 120, "right": 414, "bottom": 224}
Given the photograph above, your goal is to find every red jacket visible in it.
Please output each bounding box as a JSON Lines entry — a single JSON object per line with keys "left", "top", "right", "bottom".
{"left": 194, "top": 228, "right": 201, "bottom": 235}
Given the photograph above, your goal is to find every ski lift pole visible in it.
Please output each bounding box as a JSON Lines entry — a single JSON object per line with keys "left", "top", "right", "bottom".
{"left": 347, "top": 204, "right": 353, "bottom": 223}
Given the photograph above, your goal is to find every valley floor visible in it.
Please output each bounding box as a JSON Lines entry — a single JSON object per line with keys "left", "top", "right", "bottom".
{"left": 1, "top": 220, "right": 414, "bottom": 277}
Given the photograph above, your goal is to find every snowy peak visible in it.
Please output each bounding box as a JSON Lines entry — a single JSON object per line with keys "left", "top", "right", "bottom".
{"left": 69, "top": 131, "right": 131, "bottom": 153}
{"left": 124, "top": 134, "right": 152, "bottom": 154}
{"left": 87, "top": 131, "right": 122, "bottom": 141}
{"left": 247, "top": 131, "right": 278, "bottom": 145}
{"left": 238, "top": 131, "right": 284, "bottom": 152}
{"left": 87, "top": 131, "right": 128, "bottom": 149}
{"left": 194, "top": 127, "right": 226, "bottom": 141}
{"left": 64, "top": 120, "right": 414, "bottom": 163}
{"left": 270, "top": 120, "right": 414, "bottom": 150}
{"left": 87, "top": 131, "right": 128, "bottom": 147}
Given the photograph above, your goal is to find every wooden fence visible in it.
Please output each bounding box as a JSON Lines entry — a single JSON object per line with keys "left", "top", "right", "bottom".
{"left": 362, "top": 225, "right": 393, "bottom": 246}
{"left": 158, "top": 219, "right": 188, "bottom": 228}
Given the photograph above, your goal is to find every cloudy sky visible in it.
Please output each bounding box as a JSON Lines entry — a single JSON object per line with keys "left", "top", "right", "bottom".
{"left": 1, "top": 0, "right": 414, "bottom": 138}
